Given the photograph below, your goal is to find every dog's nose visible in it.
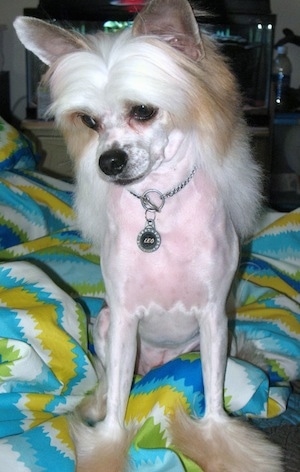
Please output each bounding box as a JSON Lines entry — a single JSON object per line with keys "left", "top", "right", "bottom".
{"left": 99, "top": 149, "right": 128, "bottom": 176}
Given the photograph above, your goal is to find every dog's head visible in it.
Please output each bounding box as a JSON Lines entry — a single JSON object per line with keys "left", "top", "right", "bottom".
{"left": 14, "top": 0, "right": 239, "bottom": 186}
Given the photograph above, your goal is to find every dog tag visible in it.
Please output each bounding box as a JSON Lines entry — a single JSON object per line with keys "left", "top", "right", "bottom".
{"left": 137, "top": 221, "right": 161, "bottom": 252}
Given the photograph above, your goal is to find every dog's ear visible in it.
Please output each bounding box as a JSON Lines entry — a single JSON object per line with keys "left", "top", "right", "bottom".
{"left": 13, "top": 16, "right": 88, "bottom": 65}
{"left": 132, "top": 0, "right": 204, "bottom": 61}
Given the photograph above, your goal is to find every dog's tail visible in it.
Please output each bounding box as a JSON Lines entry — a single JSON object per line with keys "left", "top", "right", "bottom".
{"left": 169, "top": 407, "right": 283, "bottom": 472}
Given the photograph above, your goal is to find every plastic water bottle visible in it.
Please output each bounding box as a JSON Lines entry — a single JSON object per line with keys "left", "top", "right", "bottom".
{"left": 272, "top": 46, "right": 292, "bottom": 111}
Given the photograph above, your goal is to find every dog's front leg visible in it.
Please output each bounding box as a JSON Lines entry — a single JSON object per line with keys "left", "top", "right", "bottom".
{"left": 104, "top": 310, "right": 138, "bottom": 426}
{"left": 199, "top": 304, "right": 228, "bottom": 419}
{"left": 70, "top": 306, "right": 138, "bottom": 472}
{"left": 170, "top": 300, "right": 283, "bottom": 471}
{"left": 168, "top": 216, "right": 283, "bottom": 471}
{"left": 170, "top": 308, "right": 283, "bottom": 471}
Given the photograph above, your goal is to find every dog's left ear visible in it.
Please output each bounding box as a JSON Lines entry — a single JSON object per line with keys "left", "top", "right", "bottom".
{"left": 132, "top": 0, "right": 204, "bottom": 61}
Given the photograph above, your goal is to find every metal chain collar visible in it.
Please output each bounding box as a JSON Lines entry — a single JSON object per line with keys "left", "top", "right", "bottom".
{"left": 130, "top": 166, "right": 197, "bottom": 213}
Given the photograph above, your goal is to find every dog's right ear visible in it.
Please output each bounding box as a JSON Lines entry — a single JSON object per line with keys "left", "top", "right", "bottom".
{"left": 13, "top": 17, "right": 89, "bottom": 65}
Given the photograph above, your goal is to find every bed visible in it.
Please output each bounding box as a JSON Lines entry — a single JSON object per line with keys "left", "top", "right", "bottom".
{"left": 0, "top": 116, "right": 299, "bottom": 471}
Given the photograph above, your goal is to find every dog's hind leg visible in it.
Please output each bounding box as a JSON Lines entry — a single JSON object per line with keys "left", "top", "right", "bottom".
{"left": 69, "top": 307, "right": 110, "bottom": 429}
{"left": 74, "top": 357, "right": 108, "bottom": 425}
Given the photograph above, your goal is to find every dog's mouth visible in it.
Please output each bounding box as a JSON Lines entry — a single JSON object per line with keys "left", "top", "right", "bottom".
{"left": 98, "top": 147, "right": 150, "bottom": 186}
{"left": 113, "top": 176, "right": 144, "bottom": 186}
{"left": 98, "top": 164, "right": 148, "bottom": 186}
{"left": 102, "top": 170, "right": 149, "bottom": 187}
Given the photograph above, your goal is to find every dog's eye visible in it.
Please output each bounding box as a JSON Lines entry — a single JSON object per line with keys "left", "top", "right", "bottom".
{"left": 80, "top": 114, "right": 98, "bottom": 130}
{"left": 130, "top": 105, "right": 157, "bottom": 122}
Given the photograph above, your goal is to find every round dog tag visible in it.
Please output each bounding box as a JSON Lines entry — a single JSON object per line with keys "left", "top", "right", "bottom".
{"left": 137, "top": 225, "right": 161, "bottom": 252}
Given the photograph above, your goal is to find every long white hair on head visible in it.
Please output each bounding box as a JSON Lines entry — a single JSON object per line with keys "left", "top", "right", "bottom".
{"left": 46, "top": 28, "right": 239, "bottom": 156}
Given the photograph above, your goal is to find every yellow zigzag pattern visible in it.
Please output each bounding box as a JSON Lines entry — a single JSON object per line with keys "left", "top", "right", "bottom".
{"left": 126, "top": 385, "right": 190, "bottom": 424}
{"left": 16, "top": 183, "right": 74, "bottom": 220}
{"left": 3, "top": 284, "right": 78, "bottom": 388}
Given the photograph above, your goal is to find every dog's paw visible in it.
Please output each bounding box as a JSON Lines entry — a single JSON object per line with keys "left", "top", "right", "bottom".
{"left": 230, "top": 333, "right": 270, "bottom": 372}
{"left": 169, "top": 408, "right": 283, "bottom": 472}
{"left": 69, "top": 417, "right": 135, "bottom": 472}
{"left": 76, "top": 385, "right": 107, "bottom": 426}
{"left": 76, "top": 358, "right": 107, "bottom": 425}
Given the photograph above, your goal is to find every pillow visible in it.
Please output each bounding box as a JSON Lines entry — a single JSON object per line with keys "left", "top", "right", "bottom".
{"left": 0, "top": 116, "right": 38, "bottom": 170}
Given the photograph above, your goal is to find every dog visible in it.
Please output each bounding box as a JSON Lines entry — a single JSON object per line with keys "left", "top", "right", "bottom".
{"left": 14, "top": 1, "right": 283, "bottom": 470}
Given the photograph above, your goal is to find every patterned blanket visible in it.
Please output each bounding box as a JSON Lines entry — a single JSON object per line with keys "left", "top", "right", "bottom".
{"left": 0, "top": 117, "right": 299, "bottom": 471}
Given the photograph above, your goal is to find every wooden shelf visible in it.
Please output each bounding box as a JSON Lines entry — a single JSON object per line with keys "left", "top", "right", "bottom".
{"left": 21, "top": 120, "right": 73, "bottom": 179}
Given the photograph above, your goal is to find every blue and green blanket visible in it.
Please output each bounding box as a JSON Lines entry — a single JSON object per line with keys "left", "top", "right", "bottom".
{"left": 0, "top": 117, "right": 299, "bottom": 471}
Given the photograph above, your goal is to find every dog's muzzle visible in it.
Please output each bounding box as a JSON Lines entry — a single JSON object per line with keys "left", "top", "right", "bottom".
{"left": 99, "top": 149, "right": 128, "bottom": 176}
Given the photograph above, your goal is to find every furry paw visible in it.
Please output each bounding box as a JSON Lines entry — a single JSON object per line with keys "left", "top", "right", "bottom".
{"left": 76, "top": 385, "right": 107, "bottom": 426}
{"left": 170, "top": 408, "right": 283, "bottom": 472}
{"left": 69, "top": 417, "right": 135, "bottom": 472}
{"left": 76, "top": 358, "right": 107, "bottom": 425}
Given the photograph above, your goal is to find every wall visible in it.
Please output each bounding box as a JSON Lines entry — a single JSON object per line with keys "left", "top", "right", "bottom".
{"left": 0, "top": 0, "right": 38, "bottom": 120}
{"left": 0, "top": 0, "right": 299, "bottom": 120}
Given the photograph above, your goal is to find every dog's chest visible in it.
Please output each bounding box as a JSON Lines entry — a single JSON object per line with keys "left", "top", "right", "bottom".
{"left": 102, "top": 172, "right": 237, "bottom": 313}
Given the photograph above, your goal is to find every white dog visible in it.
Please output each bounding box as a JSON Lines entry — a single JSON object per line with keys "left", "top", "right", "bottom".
{"left": 14, "top": 1, "right": 282, "bottom": 471}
